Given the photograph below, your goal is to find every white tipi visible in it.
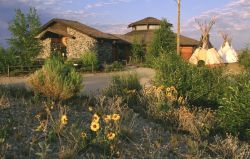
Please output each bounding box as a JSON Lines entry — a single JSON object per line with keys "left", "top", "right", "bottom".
{"left": 189, "top": 18, "right": 223, "bottom": 65}
{"left": 218, "top": 32, "right": 238, "bottom": 63}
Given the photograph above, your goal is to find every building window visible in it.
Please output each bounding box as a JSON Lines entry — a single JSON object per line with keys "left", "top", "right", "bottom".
{"left": 136, "top": 25, "right": 148, "bottom": 31}
{"left": 149, "top": 25, "right": 160, "bottom": 30}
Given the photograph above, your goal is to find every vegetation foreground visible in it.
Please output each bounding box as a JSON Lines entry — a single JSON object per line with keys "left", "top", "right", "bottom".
{"left": 1, "top": 55, "right": 250, "bottom": 159}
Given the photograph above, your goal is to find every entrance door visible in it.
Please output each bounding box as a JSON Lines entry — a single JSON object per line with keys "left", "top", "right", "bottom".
{"left": 112, "top": 44, "right": 119, "bottom": 61}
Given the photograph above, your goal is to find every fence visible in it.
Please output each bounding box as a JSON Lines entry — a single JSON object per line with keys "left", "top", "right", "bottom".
{"left": 7, "top": 65, "right": 43, "bottom": 77}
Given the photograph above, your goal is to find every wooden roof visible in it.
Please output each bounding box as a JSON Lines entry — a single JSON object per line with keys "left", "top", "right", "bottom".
{"left": 39, "top": 19, "right": 120, "bottom": 40}
{"left": 128, "top": 17, "right": 162, "bottom": 27}
{"left": 122, "top": 30, "right": 199, "bottom": 46}
{"left": 36, "top": 28, "right": 74, "bottom": 39}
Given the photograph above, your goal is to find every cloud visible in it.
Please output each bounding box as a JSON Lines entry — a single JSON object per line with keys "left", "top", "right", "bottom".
{"left": 84, "top": 0, "right": 130, "bottom": 9}
{"left": 93, "top": 23, "right": 130, "bottom": 34}
{"left": 182, "top": 0, "right": 250, "bottom": 49}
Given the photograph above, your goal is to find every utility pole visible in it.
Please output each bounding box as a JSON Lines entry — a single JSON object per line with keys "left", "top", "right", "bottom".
{"left": 177, "top": 0, "right": 181, "bottom": 55}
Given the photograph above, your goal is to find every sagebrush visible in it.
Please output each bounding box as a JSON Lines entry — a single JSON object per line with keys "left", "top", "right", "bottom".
{"left": 29, "top": 57, "right": 83, "bottom": 101}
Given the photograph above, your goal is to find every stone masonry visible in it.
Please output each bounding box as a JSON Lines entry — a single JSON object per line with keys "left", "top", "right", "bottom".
{"left": 38, "top": 27, "right": 113, "bottom": 61}
{"left": 38, "top": 38, "right": 51, "bottom": 58}
{"left": 67, "top": 27, "right": 97, "bottom": 59}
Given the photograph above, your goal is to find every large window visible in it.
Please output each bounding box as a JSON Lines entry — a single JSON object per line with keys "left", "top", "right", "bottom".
{"left": 136, "top": 25, "right": 148, "bottom": 31}
{"left": 149, "top": 25, "right": 160, "bottom": 30}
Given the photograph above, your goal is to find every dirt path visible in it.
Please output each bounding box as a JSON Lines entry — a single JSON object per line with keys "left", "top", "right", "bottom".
{"left": 0, "top": 67, "right": 156, "bottom": 95}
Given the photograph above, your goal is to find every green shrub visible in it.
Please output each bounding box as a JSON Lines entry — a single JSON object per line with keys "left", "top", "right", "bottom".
{"left": 155, "top": 53, "right": 224, "bottom": 107}
{"left": 239, "top": 48, "right": 250, "bottom": 70}
{"left": 217, "top": 73, "right": 250, "bottom": 139}
{"left": 29, "top": 56, "right": 83, "bottom": 101}
{"left": 105, "top": 73, "right": 142, "bottom": 96}
{"left": 131, "top": 37, "right": 145, "bottom": 63}
{"left": 103, "top": 61, "right": 124, "bottom": 72}
{"left": 81, "top": 51, "right": 98, "bottom": 72}
{"left": 112, "top": 61, "right": 124, "bottom": 71}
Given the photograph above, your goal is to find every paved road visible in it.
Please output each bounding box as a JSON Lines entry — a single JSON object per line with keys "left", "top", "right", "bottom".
{"left": 0, "top": 67, "right": 156, "bottom": 95}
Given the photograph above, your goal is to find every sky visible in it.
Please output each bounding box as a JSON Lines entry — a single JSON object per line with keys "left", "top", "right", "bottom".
{"left": 0, "top": 0, "right": 250, "bottom": 49}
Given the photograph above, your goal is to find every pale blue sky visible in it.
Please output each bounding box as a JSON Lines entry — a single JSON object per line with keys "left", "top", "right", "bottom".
{"left": 0, "top": 0, "right": 249, "bottom": 49}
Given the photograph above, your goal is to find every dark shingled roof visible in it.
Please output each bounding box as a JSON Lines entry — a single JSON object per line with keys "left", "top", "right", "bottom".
{"left": 39, "top": 18, "right": 120, "bottom": 40}
{"left": 122, "top": 30, "right": 199, "bottom": 46}
{"left": 128, "top": 17, "right": 162, "bottom": 27}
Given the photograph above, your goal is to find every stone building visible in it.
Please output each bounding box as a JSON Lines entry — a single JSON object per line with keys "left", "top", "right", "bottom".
{"left": 122, "top": 17, "right": 199, "bottom": 60}
{"left": 37, "top": 17, "right": 199, "bottom": 62}
{"left": 36, "top": 19, "right": 130, "bottom": 63}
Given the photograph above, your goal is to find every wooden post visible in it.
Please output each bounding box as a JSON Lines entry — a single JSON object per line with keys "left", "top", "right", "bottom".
{"left": 177, "top": 0, "right": 181, "bottom": 56}
{"left": 7, "top": 65, "right": 10, "bottom": 77}
{"left": 92, "top": 62, "right": 94, "bottom": 73}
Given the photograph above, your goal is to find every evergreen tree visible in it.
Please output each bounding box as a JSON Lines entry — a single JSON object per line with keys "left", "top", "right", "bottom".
{"left": 0, "top": 46, "right": 6, "bottom": 73}
{"left": 149, "top": 19, "right": 176, "bottom": 57}
{"left": 0, "top": 46, "right": 16, "bottom": 73}
{"left": 8, "top": 7, "right": 42, "bottom": 65}
{"left": 131, "top": 37, "right": 145, "bottom": 63}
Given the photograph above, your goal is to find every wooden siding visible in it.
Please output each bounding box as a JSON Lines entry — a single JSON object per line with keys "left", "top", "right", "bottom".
{"left": 180, "top": 47, "right": 194, "bottom": 60}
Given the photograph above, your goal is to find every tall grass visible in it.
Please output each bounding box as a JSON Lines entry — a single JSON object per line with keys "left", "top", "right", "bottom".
{"left": 105, "top": 73, "right": 142, "bottom": 97}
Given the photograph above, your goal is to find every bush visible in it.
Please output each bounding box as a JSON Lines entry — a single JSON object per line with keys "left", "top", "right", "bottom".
{"left": 81, "top": 51, "right": 98, "bottom": 72}
{"left": 210, "top": 134, "right": 250, "bottom": 159}
{"left": 217, "top": 73, "right": 250, "bottom": 139}
{"left": 29, "top": 57, "right": 83, "bottom": 101}
{"left": 154, "top": 53, "right": 224, "bottom": 108}
{"left": 112, "top": 61, "right": 124, "bottom": 71}
{"left": 131, "top": 37, "right": 145, "bottom": 63}
{"left": 105, "top": 73, "right": 142, "bottom": 97}
{"left": 103, "top": 61, "right": 124, "bottom": 72}
{"left": 239, "top": 48, "right": 250, "bottom": 70}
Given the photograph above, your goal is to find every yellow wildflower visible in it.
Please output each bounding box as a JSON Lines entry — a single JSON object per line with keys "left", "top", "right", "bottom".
{"left": 35, "top": 120, "right": 46, "bottom": 132}
{"left": 158, "top": 85, "right": 165, "bottom": 90}
{"left": 103, "top": 115, "right": 112, "bottom": 123}
{"left": 81, "top": 131, "right": 87, "bottom": 138}
{"left": 92, "top": 113, "right": 100, "bottom": 123}
{"left": 156, "top": 85, "right": 164, "bottom": 93}
{"left": 112, "top": 114, "right": 120, "bottom": 121}
{"left": 166, "top": 92, "right": 172, "bottom": 97}
{"left": 61, "top": 115, "right": 68, "bottom": 125}
{"left": 166, "top": 87, "right": 171, "bottom": 92}
{"left": 178, "top": 96, "right": 183, "bottom": 103}
{"left": 35, "top": 114, "right": 41, "bottom": 119}
{"left": 170, "top": 86, "right": 176, "bottom": 91}
{"left": 88, "top": 107, "right": 93, "bottom": 112}
{"left": 127, "top": 89, "right": 136, "bottom": 94}
{"left": 107, "top": 132, "right": 116, "bottom": 140}
{"left": 90, "top": 122, "right": 100, "bottom": 132}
